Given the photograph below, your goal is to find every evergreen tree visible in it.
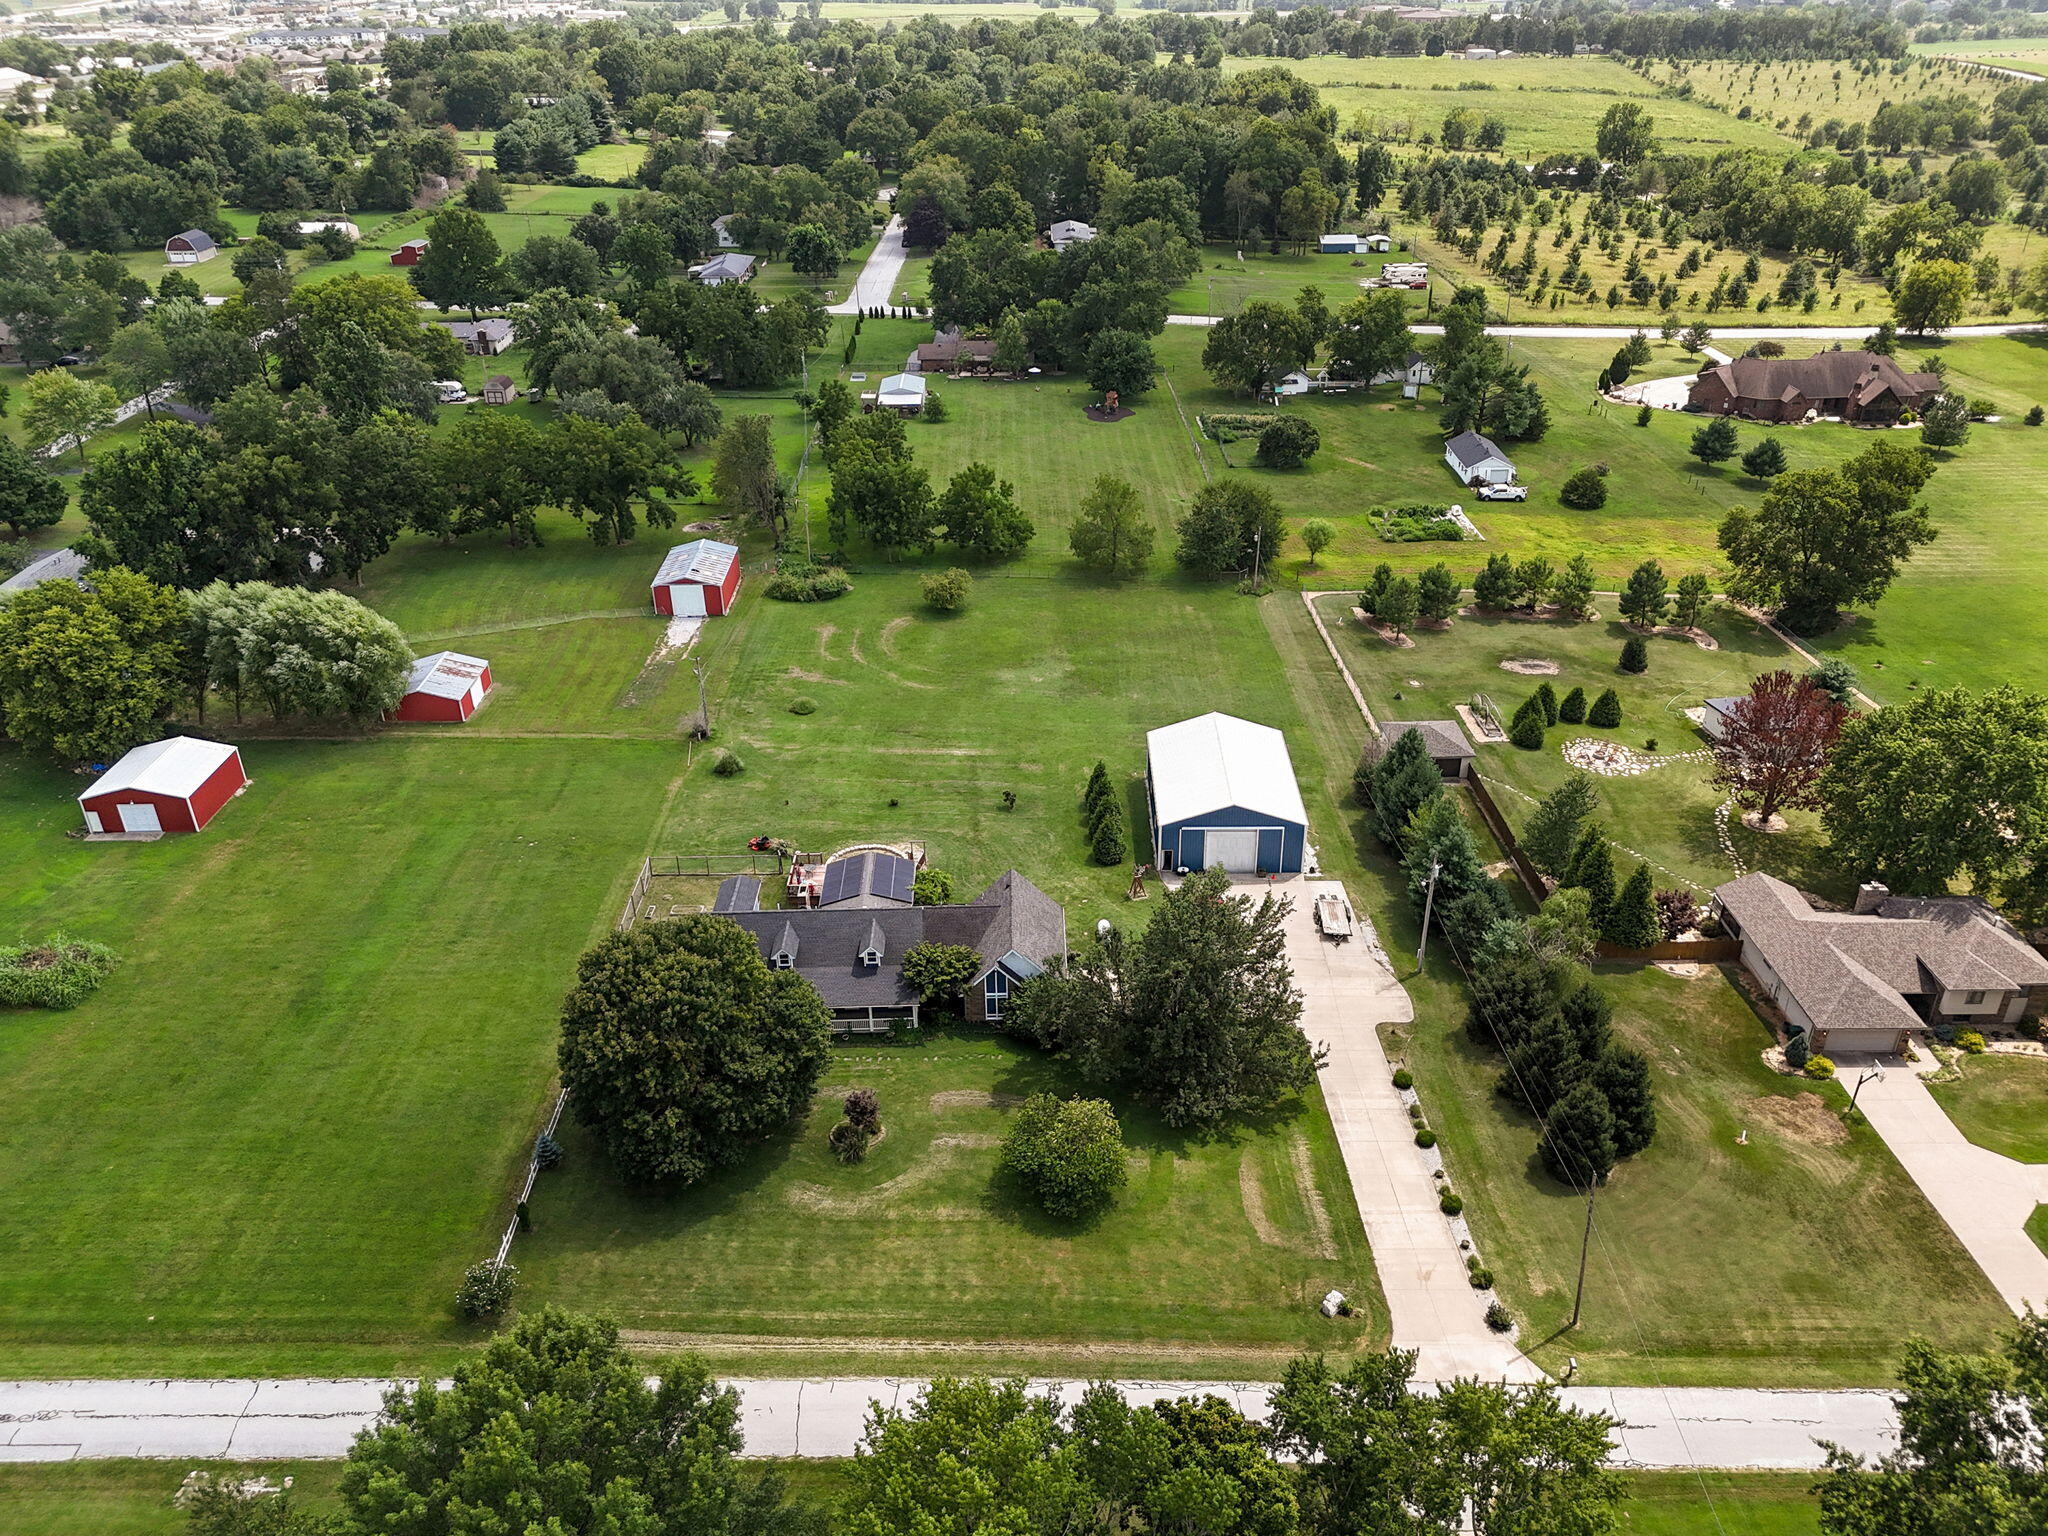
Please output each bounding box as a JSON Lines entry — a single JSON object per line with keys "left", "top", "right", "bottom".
{"left": 1551, "top": 555, "right": 1596, "bottom": 621}
{"left": 1361, "top": 561, "right": 1396, "bottom": 615}
{"left": 1363, "top": 726, "right": 1444, "bottom": 840}
{"left": 1571, "top": 839, "right": 1617, "bottom": 930}
{"left": 1560, "top": 981, "right": 1612, "bottom": 1060}
{"left": 1619, "top": 635, "right": 1649, "bottom": 674}
{"left": 1671, "top": 571, "right": 1712, "bottom": 629}
{"left": 1740, "top": 436, "right": 1788, "bottom": 480}
{"left": 1520, "top": 773, "right": 1598, "bottom": 876}
{"left": 1540, "top": 1080, "right": 1619, "bottom": 1185}
{"left": 1559, "top": 685, "right": 1588, "bottom": 724}
{"left": 1595, "top": 1045, "right": 1657, "bottom": 1157}
{"left": 1588, "top": 688, "right": 1623, "bottom": 727}
{"left": 1605, "top": 861, "right": 1659, "bottom": 948}
{"left": 1619, "top": 559, "right": 1668, "bottom": 629}
{"left": 1092, "top": 798, "right": 1128, "bottom": 866}
{"left": 1690, "top": 416, "right": 1739, "bottom": 465}
{"left": 1501, "top": 1013, "right": 1591, "bottom": 1115}
{"left": 1510, "top": 694, "right": 1547, "bottom": 749}
{"left": 1470, "top": 554, "right": 1517, "bottom": 609}
{"left": 1084, "top": 760, "right": 1113, "bottom": 822}
{"left": 1416, "top": 563, "right": 1461, "bottom": 624}
{"left": 1464, "top": 939, "right": 1556, "bottom": 1053}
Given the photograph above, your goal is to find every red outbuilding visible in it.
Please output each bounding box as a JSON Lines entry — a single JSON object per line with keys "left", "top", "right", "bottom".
{"left": 391, "top": 238, "right": 429, "bottom": 266}
{"left": 651, "top": 538, "right": 741, "bottom": 617}
{"left": 387, "top": 650, "right": 493, "bottom": 723}
{"left": 79, "top": 737, "right": 248, "bottom": 836}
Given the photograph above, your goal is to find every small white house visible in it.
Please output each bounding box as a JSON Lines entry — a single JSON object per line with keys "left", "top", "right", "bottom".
{"left": 1275, "top": 370, "right": 1315, "bottom": 397}
{"left": 296, "top": 219, "right": 360, "bottom": 240}
{"left": 711, "top": 214, "right": 740, "bottom": 249}
{"left": 1048, "top": 218, "right": 1097, "bottom": 252}
{"left": 691, "top": 253, "right": 755, "bottom": 286}
{"left": 874, "top": 373, "right": 929, "bottom": 413}
{"left": 1699, "top": 696, "right": 1743, "bottom": 741}
{"left": 1444, "top": 429, "right": 1515, "bottom": 487}
{"left": 1371, "top": 350, "right": 1436, "bottom": 399}
{"left": 1363, "top": 233, "right": 1395, "bottom": 253}
{"left": 1319, "top": 233, "right": 1359, "bottom": 254}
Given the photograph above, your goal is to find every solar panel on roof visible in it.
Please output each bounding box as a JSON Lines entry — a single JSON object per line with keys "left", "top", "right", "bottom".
{"left": 877, "top": 854, "right": 914, "bottom": 903}
{"left": 819, "top": 857, "right": 858, "bottom": 907}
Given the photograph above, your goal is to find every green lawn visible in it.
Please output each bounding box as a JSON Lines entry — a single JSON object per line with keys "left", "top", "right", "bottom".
{"left": 1382, "top": 962, "right": 2010, "bottom": 1386}
{"left": 1618, "top": 1473, "right": 1821, "bottom": 1536}
{"left": 1929, "top": 1052, "right": 2048, "bottom": 1163}
{"left": 1253, "top": 54, "right": 1793, "bottom": 160}
{"left": 1167, "top": 245, "right": 1433, "bottom": 320}
{"left": 1315, "top": 595, "right": 1843, "bottom": 897}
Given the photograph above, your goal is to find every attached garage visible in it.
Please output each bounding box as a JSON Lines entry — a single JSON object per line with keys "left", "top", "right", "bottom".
{"left": 1146, "top": 712, "right": 1309, "bottom": 875}
{"left": 79, "top": 737, "right": 248, "bottom": 836}
{"left": 388, "top": 650, "right": 492, "bottom": 723}
{"left": 651, "top": 538, "right": 741, "bottom": 617}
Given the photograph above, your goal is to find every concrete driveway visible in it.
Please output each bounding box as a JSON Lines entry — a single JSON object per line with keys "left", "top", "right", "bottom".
{"left": 1274, "top": 878, "right": 1546, "bottom": 1382}
{"left": 828, "top": 215, "right": 906, "bottom": 315}
{"left": 1841, "top": 1053, "right": 2048, "bottom": 1315}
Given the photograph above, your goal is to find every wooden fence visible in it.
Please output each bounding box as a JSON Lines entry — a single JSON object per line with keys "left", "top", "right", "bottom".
{"left": 618, "top": 851, "right": 793, "bottom": 931}
{"left": 1462, "top": 776, "right": 1549, "bottom": 904}
{"left": 1594, "top": 937, "right": 1741, "bottom": 964}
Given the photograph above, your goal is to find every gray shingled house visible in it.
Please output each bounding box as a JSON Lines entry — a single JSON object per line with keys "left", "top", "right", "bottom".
{"left": 1712, "top": 872, "right": 2048, "bottom": 1055}
{"left": 721, "top": 862, "right": 1066, "bottom": 1031}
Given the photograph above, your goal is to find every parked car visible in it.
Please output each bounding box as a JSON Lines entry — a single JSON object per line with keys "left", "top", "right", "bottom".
{"left": 55, "top": 354, "right": 84, "bottom": 367}
{"left": 1475, "top": 483, "right": 1529, "bottom": 501}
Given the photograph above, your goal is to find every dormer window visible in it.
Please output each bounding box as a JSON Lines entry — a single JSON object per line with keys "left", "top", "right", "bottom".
{"left": 773, "top": 922, "right": 799, "bottom": 971}
{"left": 860, "top": 919, "right": 886, "bottom": 969}
{"left": 773, "top": 952, "right": 794, "bottom": 970}
{"left": 860, "top": 948, "right": 881, "bottom": 967}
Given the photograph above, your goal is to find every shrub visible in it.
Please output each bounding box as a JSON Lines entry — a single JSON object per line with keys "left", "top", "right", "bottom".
{"left": 921, "top": 567, "right": 972, "bottom": 612}
{"left": 455, "top": 1260, "right": 516, "bottom": 1320}
{"left": 1468, "top": 1266, "right": 1494, "bottom": 1289}
{"left": 1804, "top": 1054, "right": 1836, "bottom": 1080}
{"left": 1256, "top": 415, "right": 1321, "bottom": 468}
{"left": 912, "top": 868, "right": 957, "bottom": 905}
{"left": 1369, "top": 502, "right": 1466, "bottom": 542}
{"left": 999, "top": 1094, "right": 1128, "bottom": 1218}
{"left": 1958, "top": 1030, "right": 1987, "bottom": 1054}
{"left": 900, "top": 941, "right": 982, "bottom": 1002}
{"left": 921, "top": 392, "right": 949, "bottom": 422}
{"left": 1655, "top": 888, "right": 1701, "bottom": 942}
{"left": 533, "top": 1131, "right": 564, "bottom": 1171}
{"left": 1439, "top": 1189, "right": 1464, "bottom": 1215}
{"left": 0, "top": 935, "right": 119, "bottom": 1009}
{"left": 1559, "top": 465, "right": 1608, "bottom": 509}
{"left": 2028, "top": 405, "right": 2044, "bottom": 426}
{"left": 1535, "top": 681, "right": 1559, "bottom": 724}
{"left": 1784, "top": 1027, "right": 1810, "bottom": 1069}
{"left": 711, "top": 748, "right": 744, "bottom": 776}
{"left": 1587, "top": 688, "right": 1622, "bottom": 728}
{"left": 764, "top": 562, "right": 853, "bottom": 602}
{"left": 1392, "top": 1068, "right": 1414, "bottom": 1090}
{"left": 1509, "top": 695, "right": 1546, "bottom": 750}
{"left": 1415, "top": 1127, "right": 1437, "bottom": 1147}
{"left": 1558, "top": 686, "right": 1587, "bottom": 724}
{"left": 1485, "top": 1300, "right": 1514, "bottom": 1331}
{"left": 788, "top": 696, "right": 817, "bottom": 715}
{"left": 828, "top": 1119, "right": 873, "bottom": 1163}
{"left": 1635, "top": 404, "right": 1652, "bottom": 426}
{"left": 844, "top": 1087, "right": 882, "bottom": 1134}
{"left": 1619, "top": 635, "right": 1648, "bottom": 674}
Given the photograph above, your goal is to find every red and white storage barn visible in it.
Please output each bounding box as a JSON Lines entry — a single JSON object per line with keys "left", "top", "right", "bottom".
{"left": 78, "top": 737, "right": 248, "bottom": 836}
{"left": 651, "top": 539, "right": 741, "bottom": 617}
{"left": 387, "top": 650, "right": 493, "bottom": 723}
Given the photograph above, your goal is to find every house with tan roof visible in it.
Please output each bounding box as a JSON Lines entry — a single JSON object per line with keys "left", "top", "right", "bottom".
{"left": 1712, "top": 872, "right": 2048, "bottom": 1055}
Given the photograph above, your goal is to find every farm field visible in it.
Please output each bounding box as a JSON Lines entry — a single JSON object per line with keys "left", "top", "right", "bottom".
{"left": 1912, "top": 36, "right": 2048, "bottom": 72}
{"left": 1642, "top": 54, "right": 2007, "bottom": 131}
{"left": 1380, "top": 959, "right": 2012, "bottom": 1386}
{"left": 0, "top": 1460, "right": 1821, "bottom": 1535}
{"left": 1929, "top": 1052, "right": 2048, "bottom": 1163}
{"left": 1314, "top": 596, "right": 1843, "bottom": 898}
{"left": 1245, "top": 54, "right": 1793, "bottom": 160}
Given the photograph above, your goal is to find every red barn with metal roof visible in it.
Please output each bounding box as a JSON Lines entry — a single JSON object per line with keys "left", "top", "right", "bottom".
{"left": 78, "top": 737, "right": 248, "bottom": 836}
{"left": 387, "top": 650, "right": 492, "bottom": 723}
{"left": 651, "top": 538, "right": 740, "bottom": 617}
{"left": 391, "top": 238, "right": 429, "bottom": 266}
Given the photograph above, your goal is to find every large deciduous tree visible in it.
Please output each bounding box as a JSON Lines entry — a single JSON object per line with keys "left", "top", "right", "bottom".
{"left": 1175, "top": 481, "right": 1284, "bottom": 578}
{"left": 21, "top": 369, "right": 119, "bottom": 470}
{"left": 1717, "top": 439, "right": 1937, "bottom": 634}
{"left": 0, "top": 565, "right": 189, "bottom": 762}
{"left": 340, "top": 1308, "right": 819, "bottom": 1536}
{"left": 1201, "top": 299, "right": 1315, "bottom": 397}
{"left": 1326, "top": 288, "right": 1412, "bottom": 384}
{"left": 558, "top": 915, "right": 833, "bottom": 1184}
{"left": 1067, "top": 473, "right": 1153, "bottom": 577}
{"left": 406, "top": 207, "right": 507, "bottom": 321}
{"left": 1710, "top": 670, "right": 1848, "bottom": 825}
{"left": 0, "top": 433, "right": 65, "bottom": 539}
{"left": 1006, "top": 867, "right": 1321, "bottom": 1129}
{"left": 711, "top": 414, "right": 785, "bottom": 540}
{"left": 1892, "top": 258, "right": 1972, "bottom": 335}
{"left": 936, "top": 461, "right": 1032, "bottom": 560}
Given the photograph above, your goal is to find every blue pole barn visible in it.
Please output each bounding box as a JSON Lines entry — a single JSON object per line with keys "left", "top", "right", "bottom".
{"left": 1145, "top": 712, "right": 1309, "bottom": 875}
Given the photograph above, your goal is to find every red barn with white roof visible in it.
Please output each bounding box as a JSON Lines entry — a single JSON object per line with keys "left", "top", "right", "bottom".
{"left": 651, "top": 539, "right": 740, "bottom": 617}
{"left": 78, "top": 737, "right": 248, "bottom": 836}
{"left": 387, "top": 650, "right": 493, "bottom": 723}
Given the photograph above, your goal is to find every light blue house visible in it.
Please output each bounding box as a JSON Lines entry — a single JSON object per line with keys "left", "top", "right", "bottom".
{"left": 1146, "top": 712, "right": 1309, "bottom": 875}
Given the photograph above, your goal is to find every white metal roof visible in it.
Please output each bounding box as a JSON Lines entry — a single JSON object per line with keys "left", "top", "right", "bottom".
{"left": 877, "top": 373, "right": 927, "bottom": 403}
{"left": 79, "top": 736, "right": 239, "bottom": 802}
{"left": 404, "top": 650, "right": 489, "bottom": 701}
{"left": 653, "top": 538, "right": 738, "bottom": 588}
{"left": 1146, "top": 712, "right": 1309, "bottom": 829}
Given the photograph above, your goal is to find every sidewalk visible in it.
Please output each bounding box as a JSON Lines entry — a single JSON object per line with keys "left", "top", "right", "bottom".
{"left": 1846, "top": 1054, "right": 2048, "bottom": 1315}
{"left": 0, "top": 1375, "right": 1901, "bottom": 1467}
{"left": 1276, "top": 878, "right": 1545, "bottom": 1382}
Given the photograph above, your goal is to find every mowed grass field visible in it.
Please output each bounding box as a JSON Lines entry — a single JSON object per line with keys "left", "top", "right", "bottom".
{"left": 0, "top": 1460, "right": 1821, "bottom": 1535}
{"left": 1248, "top": 54, "right": 1792, "bottom": 160}
{"left": 1316, "top": 597, "right": 1844, "bottom": 897}
{"left": 1644, "top": 54, "right": 2006, "bottom": 132}
{"left": 1929, "top": 1052, "right": 2048, "bottom": 1163}
{"left": 1382, "top": 960, "right": 2011, "bottom": 1386}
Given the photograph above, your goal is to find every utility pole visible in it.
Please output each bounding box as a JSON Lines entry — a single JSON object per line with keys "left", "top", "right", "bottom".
{"left": 1251, "top": 530, "right": 1263, "bottom": 588}
{"left": 690, "top": 656, "right": 711, "bottom": 739}
{"left": 1415, "top": 855, "right": 1442, "bottom": 964}
{"left": 1568, "top": 1179, "right": 1598, "bottom": 1330}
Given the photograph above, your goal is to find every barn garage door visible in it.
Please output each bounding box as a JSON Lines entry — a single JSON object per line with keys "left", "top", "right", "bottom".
{"left": 669, "top": 583, "right": 707, "bottom": 617}
{"left": 122, "top": 802, "right": 161, "bottom": 833}
{"left": 1200, "top": 827, "right": 1260, "bottom": 872}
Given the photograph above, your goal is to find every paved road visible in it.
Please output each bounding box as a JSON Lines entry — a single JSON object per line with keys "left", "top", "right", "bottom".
{"left": 0, "top": 1375, "right": 1901, "bottom": 1468}
{"left": 1274, "top": 877, "right": 1545, "bottom": 1383}
{"left": 1165, "top": 314, "right": 2048, "bottom": 341}
{"left": 829, "top": 216, "right": 906, "bottom": 315}
{"left": 1845, "top": 1052, "right": 2048, "bottom": 1316}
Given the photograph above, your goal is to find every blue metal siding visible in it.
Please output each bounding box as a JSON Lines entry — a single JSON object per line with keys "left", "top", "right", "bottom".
{"left": 1154, "top": 804, "right": 1305, "bottom": 873}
